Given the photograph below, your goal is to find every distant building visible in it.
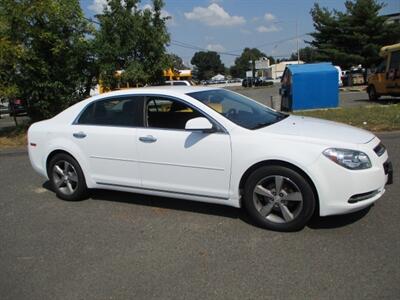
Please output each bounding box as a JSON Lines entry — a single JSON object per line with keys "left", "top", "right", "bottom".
{"left": 246, "top": 57, "right": 270, "bottom": 78}
{"left": 384, "top": 12, "right": 400, "bottom": 25}
{"left": 255, "top": 57, "right": 270, "bottom": 77}
{"left": 266, "top": 60, "right": 304, "bottom": 80}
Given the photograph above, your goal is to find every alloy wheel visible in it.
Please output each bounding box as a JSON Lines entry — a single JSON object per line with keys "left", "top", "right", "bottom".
{"left": 52, "top": 160, "right": 79, "bottom": 196}
{"left": 253, "top": 175, "right": 303, "bottom": 223}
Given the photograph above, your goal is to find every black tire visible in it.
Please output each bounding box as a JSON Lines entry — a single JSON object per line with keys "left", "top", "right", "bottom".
{"left": 48, "top": 153, "right": 88, "bottom": 201}
{"left": 243, "top": 165, "right": 316, "bottom": 232}
{"left": 368, "top": 85, "right": 380, "bottom": 101}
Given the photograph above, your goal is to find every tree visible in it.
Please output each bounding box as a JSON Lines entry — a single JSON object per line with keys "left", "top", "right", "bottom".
{"left": 289, "top": 47, "right": 318, "bottom": 63}
{"left": 167, "top": 53, "right": 187, "bottom": 70}
{"left": 309, "top": 0, "right": 400, "bottom": 68}
{"left": 0, "top": 0, "right": 94, "bottom": 121}
{"left": 229, "top": 48, "right": 274, "bottom": 78}
{"left": 95, "top": 0, "right": 170, "bottom": 88}
{"left": 190, "top": 51, "right": 225, "bottom": 80}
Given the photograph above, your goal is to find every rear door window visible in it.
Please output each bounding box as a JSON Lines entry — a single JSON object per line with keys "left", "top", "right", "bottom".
{"left": 77, "top": 96, "right": 143, "bottom": 127}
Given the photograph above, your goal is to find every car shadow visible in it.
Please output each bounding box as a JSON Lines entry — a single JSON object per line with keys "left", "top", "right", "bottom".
{"left": 42, "top": 181, "right": 257, "bottom": 225}
{"left": 307, "top": 206, "right": 372, "bottom": 230}
{"left": 42, "top": 181, "right": 373, "bottom": 230}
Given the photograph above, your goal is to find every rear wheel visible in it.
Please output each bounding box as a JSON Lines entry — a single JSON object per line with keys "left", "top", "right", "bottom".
{"left": 243, "top": 165, "right": 316, "bottom": 232}
{"left": 48, "top": 153, "right": 88, "bottom": 201}
{"left": 368, "top": 85, "right": 380, "bottom": 101}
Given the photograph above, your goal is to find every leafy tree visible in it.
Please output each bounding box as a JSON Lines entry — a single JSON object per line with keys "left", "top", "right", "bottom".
{"left": 0, "top": 0, "right": 94, "bottom": 121}
{"left": 229, "top": 48, "right": 274, "bottom": 78}
{"left": 167, "top": 53, "right": 188, "bottom": 70}
{"left": 190, "top": 51, "right": 225, "bottom": 80}
{"left": 289, "top": 47, "right": 318, "bottom": 63}
{"left": 95, "top": 0, "right": 170, "bottom": 88}
{"left": 310, "top": 0, "right": 400, "bottom": 68}
{"left": 0, "top": 23, "right": 22, "bottom": 101}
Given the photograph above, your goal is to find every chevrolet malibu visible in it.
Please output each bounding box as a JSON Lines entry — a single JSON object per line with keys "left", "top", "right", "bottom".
{"left": 28, "top": 87, "right": 393, "bottom": 231}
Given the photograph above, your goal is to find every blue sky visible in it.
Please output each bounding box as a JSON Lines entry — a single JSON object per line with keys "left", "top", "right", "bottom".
{"left": 80, "top": 0, "right": 400, "bottom": 66}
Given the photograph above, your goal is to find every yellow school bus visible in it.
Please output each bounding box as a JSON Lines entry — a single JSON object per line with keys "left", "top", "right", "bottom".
{"left": 98, "top": 70, "right": 141, "bottom": 94}
{"left": 367, "top": 43, "right": 400, "bottom": 101}
{"left": 98, "top": 69, "right": 193, "bottom": 94}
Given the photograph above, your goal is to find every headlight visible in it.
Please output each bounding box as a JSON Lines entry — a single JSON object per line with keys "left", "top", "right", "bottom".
{"left": 323, "top": 148, "right": 372, "bottom": 170}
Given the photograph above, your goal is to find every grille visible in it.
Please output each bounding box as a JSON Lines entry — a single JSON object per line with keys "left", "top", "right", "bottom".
{"left": 383, "top": 161, "right": 391, "bottom": 175}
{"left": 374, "top": 143, "right": 386, "bottom": 157}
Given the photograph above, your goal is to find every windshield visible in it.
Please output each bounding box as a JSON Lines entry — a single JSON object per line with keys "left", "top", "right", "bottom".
{"left": 187, "top": 89, "right": 287, "bottom": 130}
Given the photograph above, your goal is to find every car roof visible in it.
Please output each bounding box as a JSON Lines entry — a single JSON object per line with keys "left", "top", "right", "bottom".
{"left": 165, "top": 80, "right": 189, "bottom": 82}
{"left": 93, "top": 86, "right": 219, "bottom": 99}
{"left": 54, "top": 86, "right": 226, "bottom": 125}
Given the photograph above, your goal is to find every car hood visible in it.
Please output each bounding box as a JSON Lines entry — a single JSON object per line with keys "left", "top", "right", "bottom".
{"left": 261, "top": 115, "right": 375, "bottom": 144}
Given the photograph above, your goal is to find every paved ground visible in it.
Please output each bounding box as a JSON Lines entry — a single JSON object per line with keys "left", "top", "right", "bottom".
{"left": 229, "top": 85, "right": 400, "bottom": 108}
{"left": 0, "top": 132, "right": 399, "bottom": 299}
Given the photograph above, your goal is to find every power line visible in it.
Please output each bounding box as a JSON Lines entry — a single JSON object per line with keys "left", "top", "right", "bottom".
{"left": 227, "top": 33, "right": 309, "bottom": 53}
{"left": 83, "top": 15, "right": 309, "bottom": 58}
{"left": 83, "top": 16, "right": 100, "bottom": 25}
{"left": 170, "top": 40, "right": 240, "bottom": 57}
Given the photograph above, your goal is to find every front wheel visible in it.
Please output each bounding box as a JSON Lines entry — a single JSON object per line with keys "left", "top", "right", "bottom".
{"left": 368, "top": 85, "right": 380, "bottom": 101}
{"left": 243, "top": 165, "right": 316, "bottom": 232}
{"left": 48, "top": 153, "right": 88, "bottom": 201}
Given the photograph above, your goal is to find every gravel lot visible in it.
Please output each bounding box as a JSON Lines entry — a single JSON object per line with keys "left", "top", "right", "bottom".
{"left": 228, "top": 85, "right": 399, "bottom": 108}
{"left": 0, "top": 132, "right": 399, "bottom": 299}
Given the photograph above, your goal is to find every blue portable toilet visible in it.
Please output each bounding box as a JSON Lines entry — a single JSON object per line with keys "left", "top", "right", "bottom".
{"left": 280, "top": 63, "right": 339, "bottom": 111}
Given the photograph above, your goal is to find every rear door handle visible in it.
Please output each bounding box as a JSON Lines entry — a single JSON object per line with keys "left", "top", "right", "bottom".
{"left": 73, "top": 131, "right": 87, "bottom": 139}
{"left": 139, "top": 135, "right": 157, "bottom": 143}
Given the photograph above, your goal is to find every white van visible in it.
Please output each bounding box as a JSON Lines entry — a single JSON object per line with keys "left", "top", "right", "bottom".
{"left": 334, "top": 66, "right": 343, "bottom": 87}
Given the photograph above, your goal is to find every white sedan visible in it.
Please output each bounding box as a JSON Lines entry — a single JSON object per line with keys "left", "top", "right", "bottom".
{"left": 28, "top": 87, "right": 393, "bottom": 231}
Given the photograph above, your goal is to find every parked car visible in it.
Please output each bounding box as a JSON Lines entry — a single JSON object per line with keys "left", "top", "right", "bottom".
{"left": 334, "top": 66, "right": 343, "bottom": 87}
{"left": 342, "top": 68, "right": 366, "bottom": 86}
{"left": 242, "top": 77, "right": 254, "bottom": 87}
{"left": 164, "top": 80, "right": 194, "bottom": 86}
{"left": 0, "top": 100, "right": 10, "bottom": 116}
{"left": 9, "top": 99, "right": 27, "bottom": 116}
{"left": 28, "top": 87, "right": 392, "bottom": 231}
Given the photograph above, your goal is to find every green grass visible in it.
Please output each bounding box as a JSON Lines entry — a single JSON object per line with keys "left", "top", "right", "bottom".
{"left": 294, "top": 104, "right": 400, "bottom": 132}
{"left": 0, "top": 123, "right": 29, "bottom": 149}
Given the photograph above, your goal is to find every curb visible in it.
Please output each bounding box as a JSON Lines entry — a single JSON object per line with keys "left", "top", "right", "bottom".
{"left": 0, "top": 147, "right": 27, "bottom": 156}
{"left": 340, "top": 86, "right": 367, "bottom": 92}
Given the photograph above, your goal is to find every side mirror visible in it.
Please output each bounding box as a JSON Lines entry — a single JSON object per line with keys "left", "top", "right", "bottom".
{"left": 185, "top": 117, "right": 215, "bottom": 133}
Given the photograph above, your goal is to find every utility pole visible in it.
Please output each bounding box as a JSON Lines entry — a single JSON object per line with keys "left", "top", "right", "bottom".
{"left": 272, "top": 20, "right": 300, "bottom": 63}
{"left": 296, "top": 19, "right": 300, "bottom": 64}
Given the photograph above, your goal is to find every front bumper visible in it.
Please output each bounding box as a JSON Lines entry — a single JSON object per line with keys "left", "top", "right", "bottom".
{"left": 384, "top": 161, "right": 393, "bottom": 185}
{"left": 308, "top": 146, "right": 392, "bottom": 217}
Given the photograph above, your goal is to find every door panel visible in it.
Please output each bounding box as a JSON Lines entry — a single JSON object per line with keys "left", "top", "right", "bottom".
{"left": 137, "top": 128, "right": 231, "bottom": 199}
{"left": 387, "top": 50, "right": 400, "bottom": 94}
{"left": 138, "top": 95, "right": 231, "bottom": 199}
{"left": 73, "top": 125, "right": 140, "bottom": 186}
{"left": 374, "top": 73, "right": 387, "bottom": 94}
{"left": 72, "top": 96, "right": 143, "bottom": 186}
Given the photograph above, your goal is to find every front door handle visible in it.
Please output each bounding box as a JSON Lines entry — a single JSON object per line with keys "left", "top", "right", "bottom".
{"left": 139, "top": 135, "right": 157, "bottom": 143}
{"left": 73, "top": 131, "right": 87, "bottom": 139}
